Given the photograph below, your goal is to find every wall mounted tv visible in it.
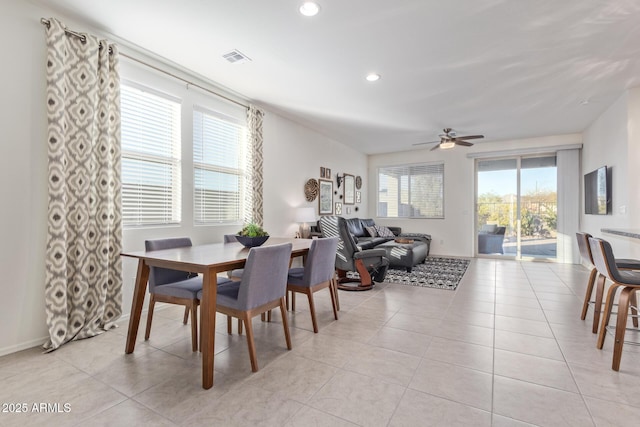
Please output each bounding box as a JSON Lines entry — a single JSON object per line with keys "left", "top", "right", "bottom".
{"left": 584, "top": 166, "right": 610, "bottom": 215}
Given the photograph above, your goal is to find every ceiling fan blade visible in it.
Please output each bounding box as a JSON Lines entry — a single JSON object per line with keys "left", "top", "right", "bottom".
{"left": 412, "top": 140, "right": 440, "bottom": 146}
{"left": 454, "top": 134, "right": 484, "bottom": 140}
{"left": 455, "top": 140, "right": 474, "bottom": 147}
{"left": 430, "top": 143, "right": 441, "bottom": 151}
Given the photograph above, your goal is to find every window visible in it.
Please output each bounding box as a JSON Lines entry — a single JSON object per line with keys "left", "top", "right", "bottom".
{"left": 121, "top": 84, "right": 182, "bottom": 226}
{"left": 378, "top": 163, "right": 444, "bottom": 218}
{"left": 193, "top": 108, "right": 247, "bottom": 224}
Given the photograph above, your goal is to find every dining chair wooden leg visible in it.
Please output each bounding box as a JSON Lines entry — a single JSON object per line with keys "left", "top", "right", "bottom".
{"left": 292, "top": 292, "right": 296, "bottom": 311}
{"left": 279, "top": 297, "right": 292, "bottom": 350}
{"left": 286, "top": 290, "right": 290, "bottom": 310}
{"left": 597, "top": 283, "right": 622, "bottom": 349}
{"left": 613, "top": 287, "right": 633, "bottom": 371}
{"left": 592, "top": 274, "right": 607, "bottom": 333}
{"left": 238, "top": 318, "right": 243, "bottom": 335}
{"left": 243, "top": 314, "right": 259, "bottom": 372}
{"left": 630, "top": 291, "right": 639, "bottom": 328}
{"left": 267, "top": 310, "right": 272, "bottom": 322}
{"left": 190, "top": 302, "right": 198, "bottom": 352}
{"left": 328, "top": 282, "right": 339, "bottom": 320}
{"left": 227, "top": 315, "right": 232, "bottom": 334}
{"left": 306, "top": 289, "right": 318, "bottom": 333}
{"left": 145, "top": 297, "right": 156, "bottom": 340}
{"left": 332, "top": 277, "right": 340, "bottom": 311}
{"left": 581, "top": 267, "right": 598, "bottom": 320}
{"left": 183, "top": 306, "right": 190, "bottom": 324}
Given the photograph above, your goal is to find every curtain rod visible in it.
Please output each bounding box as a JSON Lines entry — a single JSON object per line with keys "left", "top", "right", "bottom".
{"left": 41, "top": 18, "right": 112, "bottom": 53}
{"left": 40, "top": 18, "right": 249, "bottom": 110}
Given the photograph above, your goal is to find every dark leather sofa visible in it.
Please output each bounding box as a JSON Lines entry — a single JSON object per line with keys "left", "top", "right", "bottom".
{"left": 344, "top": 218, "right": 401, "bottom": 249}
{"left": 314, "top": 217, "right": 431, "bottom": 255}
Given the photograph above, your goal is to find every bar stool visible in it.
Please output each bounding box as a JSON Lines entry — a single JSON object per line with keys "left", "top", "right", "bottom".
{"left": 576, "top": 232, "right": 640, "bottom": 333}
{"left": 588, "top": 237, "right": 640, "bottom": 371}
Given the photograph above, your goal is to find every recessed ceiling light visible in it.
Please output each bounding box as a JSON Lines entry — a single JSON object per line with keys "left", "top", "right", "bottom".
{"left": 366, "top": 73, "right": 381, "bottom": 82}
{"left": 299, "top": 2, "right": 320, "bottom": 17}
{"left": 580, "top": 99, "right": 590, "bottom": 105}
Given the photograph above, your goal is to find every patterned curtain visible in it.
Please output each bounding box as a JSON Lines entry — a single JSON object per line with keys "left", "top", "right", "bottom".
{"left": 245, "top": 104, "right": 264, "bottom": 225}
{"left": 44, "top": 18, "right": 122, "bottom": 351}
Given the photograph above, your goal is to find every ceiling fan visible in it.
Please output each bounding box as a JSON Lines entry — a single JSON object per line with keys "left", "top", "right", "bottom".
{"left": 413, "top": 128, "right": 484, "bottom": 151}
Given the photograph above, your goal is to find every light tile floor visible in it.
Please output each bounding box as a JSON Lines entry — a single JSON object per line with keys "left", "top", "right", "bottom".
{"left": 1, "top": 259, "right": 640, "bottom": 426}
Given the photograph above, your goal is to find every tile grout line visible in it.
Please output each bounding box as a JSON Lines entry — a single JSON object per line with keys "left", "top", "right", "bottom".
{"left": 490, "top": 258, "right": 497, "bottom": 426}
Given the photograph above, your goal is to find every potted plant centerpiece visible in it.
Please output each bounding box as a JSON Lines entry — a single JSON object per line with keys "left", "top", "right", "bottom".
{"left": 235, "top": 222, "right": 270, "bottom": 248}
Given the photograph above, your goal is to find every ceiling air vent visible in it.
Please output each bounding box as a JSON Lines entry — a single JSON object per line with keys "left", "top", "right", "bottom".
{"left": 222, "top": 50, "right": 252, "bottom": 64}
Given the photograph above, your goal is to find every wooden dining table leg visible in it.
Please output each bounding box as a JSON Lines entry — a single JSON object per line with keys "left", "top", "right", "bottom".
{"left": 126, "top": 260, "right": 150, "bottom": 354}
{"left": 201, "top": 269, "right": 218, "bottom": 389}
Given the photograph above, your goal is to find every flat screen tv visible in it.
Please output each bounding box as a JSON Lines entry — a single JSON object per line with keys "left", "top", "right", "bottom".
{"left": 584, "top": 166, "right": 610, "bottom": 215}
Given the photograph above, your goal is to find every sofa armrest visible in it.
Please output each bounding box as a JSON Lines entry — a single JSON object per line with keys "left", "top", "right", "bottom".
{"left": 399, "top": 232, "right": 431, "bottom": 243}
{"left": 354, "top": 248, "right": 387, "bottom": 259}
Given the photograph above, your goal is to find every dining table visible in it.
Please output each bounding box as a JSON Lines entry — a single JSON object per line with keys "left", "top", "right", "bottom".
{"left": 121, "top": 237, "right": 313, "bottom": 389}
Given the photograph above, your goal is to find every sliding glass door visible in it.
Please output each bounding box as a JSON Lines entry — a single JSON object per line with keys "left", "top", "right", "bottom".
{"left": 519, "top": 156, "right": 557, "bottom": 259}
{"left": 476, "top": 155, "right": 557, "bottom": 260}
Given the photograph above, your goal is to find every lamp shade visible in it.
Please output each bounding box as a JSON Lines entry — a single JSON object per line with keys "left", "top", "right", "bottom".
{"left": 295, "top": 207, "right": 316, "bottom": 223}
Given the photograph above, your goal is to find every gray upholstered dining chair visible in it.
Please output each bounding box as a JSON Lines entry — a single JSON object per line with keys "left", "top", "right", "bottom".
{"left": 144, "top": 237, "right": 232, "bottom": 352}
{"left": 319, "top": 215, "right": 389, "bottom": 291}
{"left": 287, "top": 237, "right": 339, "bottom": 333}
{"left": 576, "top": 232, "right": 640, "bottom": 333}
{"left": 589, "top": 237, "right": 640, "bottom": 371}
{"left": 198, "top": 242, "right": 293, "bottom": 372}
{"left": 224, "top": 234, "right": 245, "bottom": 281}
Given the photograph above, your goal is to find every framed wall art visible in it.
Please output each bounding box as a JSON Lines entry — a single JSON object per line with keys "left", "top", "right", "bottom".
{"left": 356, "top": 191, "right": 361, "bottom": 203}
{"left": 343, "top": 173, "right": 355, "bottom": 204}
{"left": 318, "top": 179, "right": 333, "bottom": 215}
{"left": 335, "top": 202, "right": 342, "bottom": 215}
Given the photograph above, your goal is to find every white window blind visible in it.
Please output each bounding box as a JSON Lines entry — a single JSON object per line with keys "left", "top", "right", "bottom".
{"left": 121, "top": 84, "right": 182, "bottom": 226}
{"left": 193, "top": 108, "right": 246, "bottom": 224}
{"left": 378, "top": 163, "right": 444, "bottom": 218}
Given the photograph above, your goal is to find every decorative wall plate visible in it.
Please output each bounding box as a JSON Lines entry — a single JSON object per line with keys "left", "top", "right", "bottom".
{"left": 355, "top": 175, "right": 362, "bottom": 189}
{"left": 304, "top": 178, "right": 319, "bottom": 201}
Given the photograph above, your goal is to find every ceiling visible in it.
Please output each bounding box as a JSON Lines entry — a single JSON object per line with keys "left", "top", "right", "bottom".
{"left": 35, "top": 0, "right": 640, "bottom": 154}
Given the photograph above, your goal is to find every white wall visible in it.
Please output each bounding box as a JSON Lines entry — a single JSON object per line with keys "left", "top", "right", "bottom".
{"left": 581, "top": 88, "right": 640, "bottom": 259}
{"left": 0, "top": 0, "right": 367, "bottom": 355}
{"left": 262, "top": 113, "right": 368, "bottom": 238}
{"left": 368, "top": 134, "right": 582, "bottom": 257}
{"left": 0, "top": 0, "right": 49, "bottom": 355}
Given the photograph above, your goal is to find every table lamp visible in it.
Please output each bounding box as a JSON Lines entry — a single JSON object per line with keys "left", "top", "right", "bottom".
{"left": 295, "top": 207, "right": 317, "bottom": 239}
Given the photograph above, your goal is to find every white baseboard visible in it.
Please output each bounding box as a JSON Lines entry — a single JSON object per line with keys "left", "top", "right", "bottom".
{"left": 0, "top": 304, "right": 182, "bottom": 358}
{"left": 0, "top": 336, "right": 49, "bottom": 358}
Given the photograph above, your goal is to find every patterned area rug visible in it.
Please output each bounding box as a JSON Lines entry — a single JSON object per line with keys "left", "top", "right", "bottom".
{"left": 384, "top": 257, "right": 470, "bottom": 290}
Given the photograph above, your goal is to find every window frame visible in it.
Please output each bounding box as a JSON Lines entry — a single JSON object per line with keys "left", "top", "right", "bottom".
{"left": 377, "top": 162, "right": 445, "bottom": 219}
{"left": 192, "top": 106, "right": 248, "bottom": 225}
{"left": 120, "top": 81, "right": 183, "bottom": 228}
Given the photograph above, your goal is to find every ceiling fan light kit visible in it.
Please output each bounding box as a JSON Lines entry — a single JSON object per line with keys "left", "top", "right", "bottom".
{"left": 439, "top": 141, "right": 456, "bottom": 149}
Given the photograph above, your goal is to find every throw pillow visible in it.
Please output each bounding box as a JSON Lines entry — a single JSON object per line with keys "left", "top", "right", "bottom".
{"left": 375, "top": 225, "right": 395, "bottom": 238}
{"left": 365, "top": 226, "right": 378, "bottom": 237}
